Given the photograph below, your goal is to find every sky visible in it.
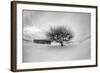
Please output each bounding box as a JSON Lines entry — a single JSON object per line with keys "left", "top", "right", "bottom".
{"left": 22, "top": 10, "right": 91, "bottom": 42}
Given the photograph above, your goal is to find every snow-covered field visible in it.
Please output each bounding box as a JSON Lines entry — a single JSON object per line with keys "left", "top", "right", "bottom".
{"left": 22, "top": 38, "right": 91, "bottom": 63}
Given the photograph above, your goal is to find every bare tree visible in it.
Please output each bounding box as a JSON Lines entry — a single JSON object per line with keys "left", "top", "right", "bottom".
{"left": 46, "top": 26, "right": 74, "bottom": 46}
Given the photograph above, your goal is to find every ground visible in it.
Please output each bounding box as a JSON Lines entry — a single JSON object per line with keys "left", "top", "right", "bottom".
{"left": 23, "top": 39, "right": 91, "bottom": 63}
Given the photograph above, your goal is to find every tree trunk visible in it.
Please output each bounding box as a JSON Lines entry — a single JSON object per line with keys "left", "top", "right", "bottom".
{"left": 60, "top": 42, "right": 64, "bottom": 46}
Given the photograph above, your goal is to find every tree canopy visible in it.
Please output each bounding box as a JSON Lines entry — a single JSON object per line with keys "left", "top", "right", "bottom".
{"left": 46, "top": 26, "right": 74, "bottom": 46}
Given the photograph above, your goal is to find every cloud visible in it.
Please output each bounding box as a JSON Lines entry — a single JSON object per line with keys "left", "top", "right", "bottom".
{"left": 23, "top": 26, "right": 47, "bottom": 40}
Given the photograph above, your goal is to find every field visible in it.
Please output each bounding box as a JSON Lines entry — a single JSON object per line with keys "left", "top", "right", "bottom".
{"left": 23, "top": 38, "right": 91, "bottom": 63}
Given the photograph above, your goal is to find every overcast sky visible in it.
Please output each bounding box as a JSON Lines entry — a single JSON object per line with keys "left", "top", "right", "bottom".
{"left": 22, "top": 10, "right": 91, "bottom": 41}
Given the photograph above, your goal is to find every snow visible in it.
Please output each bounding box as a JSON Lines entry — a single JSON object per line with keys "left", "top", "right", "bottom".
{"left": 22, "top": 38, "right": 91, "bottom": 63}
